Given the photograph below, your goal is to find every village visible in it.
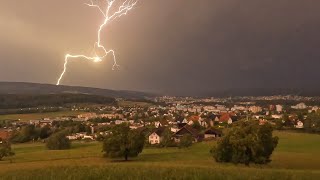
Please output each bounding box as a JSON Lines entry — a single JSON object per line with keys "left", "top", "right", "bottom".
{"left": 1, "top": 95, "right": 319, "bottom": 145}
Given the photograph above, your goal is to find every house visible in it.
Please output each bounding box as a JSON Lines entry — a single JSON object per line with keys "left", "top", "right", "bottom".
{"left": 295, "top": 120, "right": 304, "bottom": 129}
{"left": 148, "top": 127, "right": 166, "bottom": 145}
{"left": 187, "top": 115, "right": 200, "bottom": 125}
{"left": 198, "top": 118, "right": 208, "bottom": 127}
{"left": 177, "top": 122, "right": 188, "bottom": 129}
{"left": 66, "top": 135, "right": 78, "bottom": 140}
{"left": 272, "top": 114, "right": 282, "bottom": 119}
{"left": 173, "top": 125, "right": 201, "bottom": 143}
{"left": 115, "top": 120, "right": 126, "bottom": 125}
{"left": 155, "top": 119, "right": 169, "bottom": 128}
{"left": 83, "top": 135, "right": 94, "bottom": 140}
{"left": 291, "top": 103, "right": 307, "bottom": 110}
{"left": 205, "top": 119, "right": 214, "bottom": 127}
{"left": 29, "top": 120, "right": 40, "bottom": 125}
{"left": 186, "top": 116, "right": 209, "bottom": 127}
{"left": 170, "top": 127, "right": 180, "bottom": 133}
{"left": 276, "top": 105, "right": 283, "bottom": 112}
{"left": 204, "top": 129, "right": 222, "bottom": 139}
{"left": 219, "top": 113, "right": 238, "bottom": 124}
{"left": 249, "top": 106, "right": 263, "bottom": 113}
{"left": 77, "top": 113, "right": 98, "bottom": 121}
{"left": 259, "top": 119, "right": 268, "bottom": 125}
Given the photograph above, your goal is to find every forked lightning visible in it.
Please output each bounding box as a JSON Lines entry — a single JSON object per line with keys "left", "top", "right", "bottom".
{"left": 56, "top": 0, "right": 137, "bottom": 85}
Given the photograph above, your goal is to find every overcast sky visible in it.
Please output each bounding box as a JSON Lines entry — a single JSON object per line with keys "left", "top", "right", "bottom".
{"left": 0, "top": 0, "right": 320, "bottom": 95}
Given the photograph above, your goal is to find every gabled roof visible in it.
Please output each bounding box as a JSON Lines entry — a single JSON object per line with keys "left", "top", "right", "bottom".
{"left": 177, "top": 123, "right": 187, "bottom": 129}
{"left": 159, "top": 119, "right": 169, "bottom": 126}
{"left": 150, "top": 127, "right": 166, "bottom": 136}
{"left": 204, "top": 128, "right": 222, "bottom": 135}
{"left": 174, "top": 125, "right": 199, "bottom": 137}
{"left": 219, "top": 113, "right": 238, "bottom": 122}
{"left": 188, "top": 115, "right": 200, "bottom": 122}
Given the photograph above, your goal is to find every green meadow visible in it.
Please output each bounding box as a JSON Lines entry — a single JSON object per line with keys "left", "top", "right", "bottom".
{"left": 0, "top": 131, "right": 320, "bottom": 180}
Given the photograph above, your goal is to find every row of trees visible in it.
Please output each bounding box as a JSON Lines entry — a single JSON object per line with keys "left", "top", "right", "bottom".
{"left": 274, "top": 112, "right": 320, "bottom": 133}
{"left": 10, "top": 121, "right": 93, "bottom": 143}
{"left": 3, "top": 119, "right": 280, "bottom": 164}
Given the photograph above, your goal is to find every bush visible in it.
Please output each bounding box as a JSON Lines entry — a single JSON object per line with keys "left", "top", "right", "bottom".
{"left": 46, "top": 131, "right": 71, "bottom": 150}
{"left": 159, "top": 128, "right": 176, "bottom": 147}
{"left": 178, "top": 134, "right": 193, "bottom": 148}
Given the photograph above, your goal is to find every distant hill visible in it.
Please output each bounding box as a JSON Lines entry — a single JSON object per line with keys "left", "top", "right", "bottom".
{"left": 204, "top": 88, "right": 320, "bottom": 97}
{"left": 0, "top": 82, "right": 155, "bottom": 99}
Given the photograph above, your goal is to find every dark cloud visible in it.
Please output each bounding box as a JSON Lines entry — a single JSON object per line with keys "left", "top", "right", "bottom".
{"left": 1, "top": 0, "right": 320, "bottom": 95}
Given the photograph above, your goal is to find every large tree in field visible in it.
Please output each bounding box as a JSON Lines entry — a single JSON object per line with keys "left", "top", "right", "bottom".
{"left": 211, "top": 120, "right": 278, "bottom": 165}
{"left": 102, "top": 124, "right": 145, "bottom": 161}
{"left": 46, "top": 131, "right": 71, "bottom": 150}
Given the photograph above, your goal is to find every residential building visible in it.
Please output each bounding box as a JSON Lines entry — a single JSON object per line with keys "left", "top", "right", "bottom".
{"left": 204, "top": 129, "right": 222, "bottom": 139}
{"left": 291, "top": 103, "right": 307, "bottom": 110}
{"left": 276, "top": 105, "right": 283, "bottom": 112}
{"left": 173, "top": 125, "right": 201, "bottom": 143}
{"left": 149, "top": 127, "right": 166, "bottom": 145}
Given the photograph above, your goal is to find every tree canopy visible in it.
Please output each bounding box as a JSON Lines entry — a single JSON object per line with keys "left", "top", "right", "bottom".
{"left": 102, "top": 124, "right": 145, "bottom": 161}
{"left": 159, "top": 128, "right": 175, "bottom": 147}
{"left": 178, "top": 134, "right": 193, "bottom": 149}
{"left": 211, "top": 120, "right": 278, "bottom": 165}
{"left": 0, "top": 140, "right": 15, "bottom": 161}
{"left": 46, "top": 131, "right": 71, "bottom": 150}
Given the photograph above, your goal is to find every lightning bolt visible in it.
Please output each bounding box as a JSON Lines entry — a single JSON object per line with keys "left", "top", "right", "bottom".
{"left": 56, "top": 0, "right": 137, "bottom": 85}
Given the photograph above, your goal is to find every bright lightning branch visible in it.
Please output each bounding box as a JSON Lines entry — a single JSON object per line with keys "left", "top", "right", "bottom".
{"left": 56, "top": 0, "right": 137, "bottom": 85}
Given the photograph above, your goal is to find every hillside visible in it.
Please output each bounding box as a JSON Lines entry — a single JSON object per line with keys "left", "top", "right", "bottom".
{"left": 0, "top": 82, "right": 154, "bottom": 99}
{"left": 0, "top": 131, "right": 320, "bottom": 179}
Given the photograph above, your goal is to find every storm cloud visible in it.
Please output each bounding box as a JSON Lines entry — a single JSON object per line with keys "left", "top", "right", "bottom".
{"left": 0, "top": 0, "right": 320, "bottom": 95}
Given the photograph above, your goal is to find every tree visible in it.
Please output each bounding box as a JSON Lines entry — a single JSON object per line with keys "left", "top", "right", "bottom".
{"left": 275, "top": 119, "right": 284, "bottom": 130}
{"left": 159, "top": 128, "right": 175, "bottom": 147}
{"left": 39, "top": 125, "right": 52, "bottom": 139}
{"left": 102, "top": 124, "right": 145, "bottom": 161}
{"left": 211, "top": 120, "right": 278, "bottom": 165}
{"left": 178, "top": 134, "right": 193, "bottom": 148}
{"left": 305, "top": 113, "right": 320, "bottom": 133}
{"left": 10, "top": 125, "right": 39, "bottom": 143}
{"left": 192, "top": 121, "right": 202, "bottom": 131}
{"left": 282, "top": 113, "right": 293, "bottom": 128}
{"left": 297, "top": 113, "right": 304, "bottom": 121}
{"left": 46, "top": 131, "right": 71, "bottom": 150}
{"left": 0, "top": 140, "right": 15, "bottom": 161}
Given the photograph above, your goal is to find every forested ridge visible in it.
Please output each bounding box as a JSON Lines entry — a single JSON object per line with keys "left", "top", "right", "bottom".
{"left": 0, "top": 94, "right": 115, "bottom": 109}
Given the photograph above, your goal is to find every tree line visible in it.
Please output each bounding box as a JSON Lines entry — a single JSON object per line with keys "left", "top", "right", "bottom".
{"left": 0, "top": 94, "right": 115, "bottom": 109}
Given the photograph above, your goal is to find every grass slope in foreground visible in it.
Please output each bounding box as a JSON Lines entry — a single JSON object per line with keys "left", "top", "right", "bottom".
{"left": 0, "top": 131, "right": 320, "bottom": 179}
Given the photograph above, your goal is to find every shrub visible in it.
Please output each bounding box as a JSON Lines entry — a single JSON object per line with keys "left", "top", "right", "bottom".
{"left": 178, "top": 134, "right": 193, "bottom": 148}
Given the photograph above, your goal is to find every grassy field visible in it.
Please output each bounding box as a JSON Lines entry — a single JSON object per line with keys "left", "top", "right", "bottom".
{"left": 0, "top": 111, "right": 84, "bottom": 121}
{"left": 0, "top": 131, "right": 320, "bottom": 179}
